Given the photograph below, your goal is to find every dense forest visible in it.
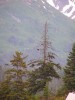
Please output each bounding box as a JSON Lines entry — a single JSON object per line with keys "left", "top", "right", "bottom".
{"left": 0, "top": 23, "right": 75, "bottom": 100}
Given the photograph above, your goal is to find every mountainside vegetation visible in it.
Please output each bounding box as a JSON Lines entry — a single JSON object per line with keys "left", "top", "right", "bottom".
{"left": 64, "top": 43, "right": 75, "bottom": 93}
{"left": 0, "top": 0, "right": 75, "bottom": 65}
{"left": 0, "top": 23, "right": 74, "bottom": 100}
{"left": 28, "top": 23, "right": 61, "bottom": 98}
{"left": 0, "top": 51, "right": 29, "bottom": 100}
{"left": 0, "top": 0, "right": 75, "bottom": 100}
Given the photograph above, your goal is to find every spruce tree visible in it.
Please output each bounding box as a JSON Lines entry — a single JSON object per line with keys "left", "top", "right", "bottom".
{"left": 64, "top": 43, "right": 75, "bottom": 92}
{"left": 0, "top": 51, "right": 29, "bottom": 100}
{"left": 28, "top": 22, "right": 61, "bottom": 95}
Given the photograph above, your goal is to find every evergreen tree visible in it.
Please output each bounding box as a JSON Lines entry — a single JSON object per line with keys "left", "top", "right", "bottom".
{"left": 64, "top": 43, "right": 75, "bottom": 92}
{"left": 28, "top": 23, "right": 61, "bottom": 95}
{"left": 43, "top": 82, "right": 50, "bottom": 100}
{"left": 0, "top": 80, "right": 11, "bottom": 100}
{"left": 0, "top": 66, "right": 3, "bottom": 82}
{"left": 0, "top": 51, "right": 29, "bottom": 100}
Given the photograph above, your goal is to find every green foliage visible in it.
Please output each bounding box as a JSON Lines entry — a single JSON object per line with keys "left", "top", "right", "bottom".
{"left": 0, "top": 51, "right": 29, "bottom": 100}
{"left": 10, "top": 51, "right": 26, "bottom": 68}
{"left": 64, "top": 43, "right": 75, "bottom": 92}
{"left": 28, "top": 25, "right": 61, "bottom": 94}
{"left": 0, "top": 80, "right": 10, "bottom": 100}
{"left": 31, "top": 95, "right": 40, "bottom": 100}
{"left": 53, "top": 96, "right": 65, "bottom": 100}
{"left": 28, "top": 52, "right": 61, "bottom": 95}
{"left": 57, "top": 86, "right": 68, "bottom": 96}
{"left": 43, "top": 82, "right": 51, "bottom": 100}
{"left": 43, "top": 84, "right": 49, "bottom": 97}
{"left": 28, "top": 61, "right": 60, "bottom": 94}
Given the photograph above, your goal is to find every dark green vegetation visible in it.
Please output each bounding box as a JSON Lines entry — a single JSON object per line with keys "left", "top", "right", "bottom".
{"left": 0, "top": 0, "right": 75, "bottom": 99}
{"left": 0, "top": 27, "right": 75, "bottom": 99}
{"left": 28, "top": 23, "right": 61, "bottom": 96}
{"left": 0, "top": 43, "right": 73, "bottom": 100}
{"left": 0, "top": 52, "right": 29, "bottom": 100}
{"left": 56, "top": 43, "right": 75, "bottom": 97}
{"left": 64, "top": 43, "right": 75, "bottom": 92}
{"left": 0, "top": 23, "right": 61, "bottom": 99}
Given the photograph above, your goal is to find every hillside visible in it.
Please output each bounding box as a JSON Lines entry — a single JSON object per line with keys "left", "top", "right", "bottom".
{"left": 0, "top": 0, "right": 75, "bottom": 65}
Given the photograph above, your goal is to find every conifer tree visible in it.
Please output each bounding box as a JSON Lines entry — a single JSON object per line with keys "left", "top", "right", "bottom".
{"left": 28, "top": 22, "right": 61, "bottom": 96}
{"left": 0, "top": 66, "right": 3, "bottom": 82}
{"left": 64, "top": 43, "right": 75, "bottom": 92}
{"left": 0, "top": 51, "right": 29, "bottom": 100}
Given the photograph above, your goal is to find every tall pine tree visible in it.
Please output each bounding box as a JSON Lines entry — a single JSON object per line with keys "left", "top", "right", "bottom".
{"left": 64, "top": 43, "right": 75, "bottom": 92}
{"left": 28, "top": 22, "right": 61, "bottom": 95}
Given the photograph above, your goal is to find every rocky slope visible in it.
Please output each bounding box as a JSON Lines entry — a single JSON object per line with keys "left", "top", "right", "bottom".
{"left": 47, "top": 0, "right": 75, "bottom": 19}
